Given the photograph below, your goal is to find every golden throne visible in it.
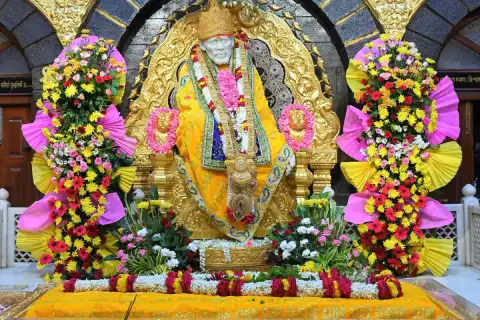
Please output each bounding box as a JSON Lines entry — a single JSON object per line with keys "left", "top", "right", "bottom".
{"left": 125, "top": 0, "right": 340, "bottom": 240}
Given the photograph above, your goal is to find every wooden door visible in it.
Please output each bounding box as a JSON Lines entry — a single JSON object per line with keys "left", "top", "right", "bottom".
{"left": 0, "top": 106, "right": 38, "bottom": 206}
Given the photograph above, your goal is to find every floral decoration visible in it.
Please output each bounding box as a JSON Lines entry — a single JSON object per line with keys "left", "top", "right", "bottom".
{"left": 339, "top": 33, "right": 461, "bottom": 276}
{"left": 64, "top": 267, "right": 402, "bottom": 300}
{"left": 267, "top": 192, "right": 366, "bottom": 274}
{"left": 113, "top": 196, "right": 194, "bottom": 275}
{"left": 279, "top": 104, "right": 314, "bottom": 152}
{"left": 17, "top": 29, "right": 136, "bottom": 280}
{"left": 145, "top": 107, "right": 179, "bottom": 154}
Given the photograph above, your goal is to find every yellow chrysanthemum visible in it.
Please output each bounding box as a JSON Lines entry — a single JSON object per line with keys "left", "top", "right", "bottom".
{"left": 65, "top": 84, "right": 77, "bottom": 97}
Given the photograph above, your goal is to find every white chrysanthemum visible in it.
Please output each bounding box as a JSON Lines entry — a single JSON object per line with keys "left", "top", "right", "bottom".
{"left": 301, "top": 218, "right": 311, "bottom": 225}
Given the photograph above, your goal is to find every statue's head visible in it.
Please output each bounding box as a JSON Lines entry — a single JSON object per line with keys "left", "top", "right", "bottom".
{"left": 197, "top": 0, "right": 235, "bottom": 65}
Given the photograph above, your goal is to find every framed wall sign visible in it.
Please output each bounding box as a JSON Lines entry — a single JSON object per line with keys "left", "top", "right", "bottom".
{"left": 0, "top": 76, "right": 32, "bottom": 95}
{"left": 437, "top": 71, "right": 480, "bottom": 91}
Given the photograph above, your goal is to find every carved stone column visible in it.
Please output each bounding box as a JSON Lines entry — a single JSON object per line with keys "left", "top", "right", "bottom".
{"left": 310, "top": 149, "right": 337, "bottom": 195}
{"left": 287, "top": 151, "right": 314, "bottom": 203}
{"left": 148, "top": 151, "right": 175, "bottom": 203}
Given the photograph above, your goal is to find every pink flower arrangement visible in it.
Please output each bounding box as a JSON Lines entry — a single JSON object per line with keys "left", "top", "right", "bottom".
{"left": 146, "top": 107, "right": 179, "bottom": 154}
{"left": 279, "top": 104, "right": 314, "bottom": 152}
{"left": 217, "top": 70, "right": 239, "bottom": 112}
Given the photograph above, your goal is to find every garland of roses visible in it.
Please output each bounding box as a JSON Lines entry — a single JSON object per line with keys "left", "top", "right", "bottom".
{"left": 64, "top": 269, "right": 403, "bottom": 300}
{"left": 146, "top": 107, "right": 179, "bottom": 154}
{"left": 279, "top": 104, "right": 315, "bottom": 152}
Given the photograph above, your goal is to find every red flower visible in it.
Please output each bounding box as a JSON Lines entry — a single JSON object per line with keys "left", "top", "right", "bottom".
{"left": 394, "top": 227, "right": 408, "bottom": 241}
{"left": 385, "top": 208, "right": 396, "bottom": 222}
{"left": 63, "top": 279, "right": 77, "bottom": 292}
{"left": 375, "top": 246, "right": 387, "bottom": 260}
{"left": 57, "top": 205, "right": 67, "bottom": 217}
{"left": 364, "top": 182, "right": 377, "bottom": 192}
{"left": 405, "top": 133, "right": 414, "bottom": 143}
{"left": 398, "top": 185, "right": 411, "bottom": 199}
{"left": 104, "top": 75, "right": 113, "bottom": 81}
{"left": 95, "top": 76, "right": 104, "bottom": 83}
{"left": 375, "top": 194, "right": 386, "bottom": 206}
{"left": 417, "top": 195, "right": 427, "bottom": 208}
{"left": 368, "top": 219, "right": 383, "bottom": 233}
{"left": 409, "top": 252, "right": 420, "bottom": 264}
{"left": 162, "top": 217, "right": 172, "bottom": 229}
{"left": 387, "top": 258, "right": 403, "bottom": 269}
{"left": 86, "top": 223, "right": 99, "bottom": 237}
{"left": 73, "top": 99, "right": 79, "bottom": 105}
{"left": 85, "top": 75, "right": 91, "bottom": 83}
{"left": 404, "top": 96, "right": 413, "bottom": 105}
{"left": 392, "top": 137, "right": 399, "bottom": 144}
{"left": 394, "top": 203, "right": 403, "bottom": 211}
{"left": 384, "top": 131, "right": 392, "bottom": 139}
{"left": 40, "top": 254, "right": 52, "bottom": 265}
{"left": 366, "top": 118, "right": 373, "bottom": 127}
{"left": 392, "top": 245, "right": 405, "bottom": 258}
{"left": 73, "top": 176, "right": 84, "bottom": 189}
{"left": 69, "top": 202, "right": 80, "bottom": 210}
{"left": 65, "top": 188, "right": 77, "bottom": 198}
{"left": 77, "top": 126, "right": 86, "bottom": 134}
{"left": 55, "top": 241, "right": 68, "bottom": 252}
{"left": 47, "top": 197, "right": 57, "bottom": 210}
{"left": 384, "top": 82, "right": 394, "bottom": 89}
{"left": 376, "top": 229, "right": 388, "bottom": 240}
{"left": 167, "top": 209, "right": 175, "bottom": 219}
{"left": 75, "top": 225, "right": 87, "bottom": 237}
{"left": 371, "top": 91, "right": 382, "bottom": 101}
{"left": 365, "top": 87, "right": 373, "bottom": 94}
{"left": 78, "top": 247, "right": 89, "bottom": 260}
{"left": 101, "top": 176, "right": 111, "bottom": 188}
{"left": 63, "top": 79, "right": 71, "bottom": 88}
{"left": 48, "top": 239, "right": 57, "bottom": 251}
{"left": 284, "top": 228, "right": 292, "bottom": 236}
{"left": 360, "top": 232, "right": 373, "bottom": 247}
{"left": 91, "top": 191, "right": 102, "bottom": 201}
{"left": 361, "top": 79, "right": 368, "bottom": 85}
{"left": 413, "top": 225, "right": 424, "bottom": 238}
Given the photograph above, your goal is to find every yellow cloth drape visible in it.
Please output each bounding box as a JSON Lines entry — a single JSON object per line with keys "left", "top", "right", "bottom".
{"left": 340, "top": 161, "right": 377, "bottom": 192}
{"left": 425, "top": 141, "right": 462, "bottom": 192}
{"left": 24, "top": 282, "right": 462, "bottom": 319}
{"left": 175, "top": 63, "right": 287, "bottom": 235}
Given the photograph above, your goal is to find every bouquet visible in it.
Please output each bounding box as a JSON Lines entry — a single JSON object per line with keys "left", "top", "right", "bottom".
{"left": 267, "top": 192, "right": 365, "bottom": 274}
{"left": 17, "top": 30, "right": 136, "bottom": 281}
{"left": 340, "top": 33, "right": 461, "bottom": 276}
{"left": 112, "top": 190, "right": 195, "bottom": 275}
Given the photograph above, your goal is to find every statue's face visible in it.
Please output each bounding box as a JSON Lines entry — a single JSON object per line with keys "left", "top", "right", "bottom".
{"left": 199, "top": 35, "right": 234, "bottom": 65}
{"left": 289, "top": 110, "right": 305, "bottom": 131}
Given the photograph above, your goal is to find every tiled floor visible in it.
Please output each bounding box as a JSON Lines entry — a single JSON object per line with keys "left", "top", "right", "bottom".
{"left": 1, "top": 263, "right": 480, "bottom": 306}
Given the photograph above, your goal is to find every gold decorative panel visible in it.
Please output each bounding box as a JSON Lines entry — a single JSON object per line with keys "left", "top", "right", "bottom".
{"left": 28, "top": 0, "right": 96, "bottom": 45}
{"left": 364, "top": 0, "right": 426, "bottom": 37}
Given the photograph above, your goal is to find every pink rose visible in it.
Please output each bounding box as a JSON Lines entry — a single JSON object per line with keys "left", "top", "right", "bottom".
{"left": 79, "top": 60, "right": 88, "bottom": 66}
{"left": 120, "top": 236, "right": 128, "bottom": 243}
{"left": 339, "top": 234, "right": 350, "bottom": 242}
{"left": 103, "top": 161, "right": 112, "bottom": 170}
{"left": 318, "top": 236, "right": 327, "bottom": 244}
{"left": 79, "top": 162, "right": 88, "bottom": 172}
{"left": 126, "top": 234, "right": 134, "bottom": 241}
{"left": 69, "top": 150, "right": 78, "bottom": 157}
{"left": 332, "top": 239, "right": 341, "bottom": 247}
{"left": 127, "top": 243, "right": 136, "bottom": 250}
{"left": 401, "top": 158, "right": 409, "bottom": 165}
{"left": 121, "top": 255, "right": 128, "bottom": 263}
{"left": 117, "top": 263, "right": 124, "bottom": 272}
{"left": 312, "top": 229, "right": 320, "bottom": 236}
{"left": 73, "top": 74, "right": 80, "bottom": 82}
{"left": 67, "top": 170, "right": 74, "bottom": 179}
{"left": 352, "top": 249, "right": 360, "bottom": 257}
{"left": 94, "top": 157, "right": 102, "bottom": 165}
{"left": 136, "top": 237, "right": 144, "bottom": 243}
{"left": 322, "top": 229, "right": 331, "bottom": 237}
{"left": 106, "top": 88, "right": 112, "bottom": 96}
{"left": 138, "top": 249, "right": 147, "bottom": 256}
{"left": 116, "top": 250, "right": 125, "bottom": 257}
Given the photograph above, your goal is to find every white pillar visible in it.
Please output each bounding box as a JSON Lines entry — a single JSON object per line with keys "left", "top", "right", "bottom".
{"left": 462, "top": 184, "right": 478, "bottom": 266}
{"left": 0, "top": 188, "right": 10, "bottom": 268}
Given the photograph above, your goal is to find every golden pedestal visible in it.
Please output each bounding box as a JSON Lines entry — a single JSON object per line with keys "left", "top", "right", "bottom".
{"left": 287, "top": 151, "right": 314, "bottom": 203}
{"left": 205, "top": 245, "right": 270, "bottom": 271}
{"left": 148, "top": 151, "right": 175, "bottom": 202}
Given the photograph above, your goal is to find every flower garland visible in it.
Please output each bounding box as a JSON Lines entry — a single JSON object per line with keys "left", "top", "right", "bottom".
{"left": 279, "top": 104, "right": 315, "bottom": 152}
{"left": 146, "top": 107, "right": 179, "bottom": 154}
{"left": 65, "top": 269, "right": 401, "bottom": 300}
{"left": 339, "top": 34, "right": 461, "bottom": 276}
{"left": 17, "top": 30, "right": 136, "bottom": 280}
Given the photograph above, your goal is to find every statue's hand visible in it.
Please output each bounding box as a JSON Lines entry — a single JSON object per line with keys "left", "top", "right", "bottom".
{"left": 286, "top": 155, "right": 296, "bottom": 176}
